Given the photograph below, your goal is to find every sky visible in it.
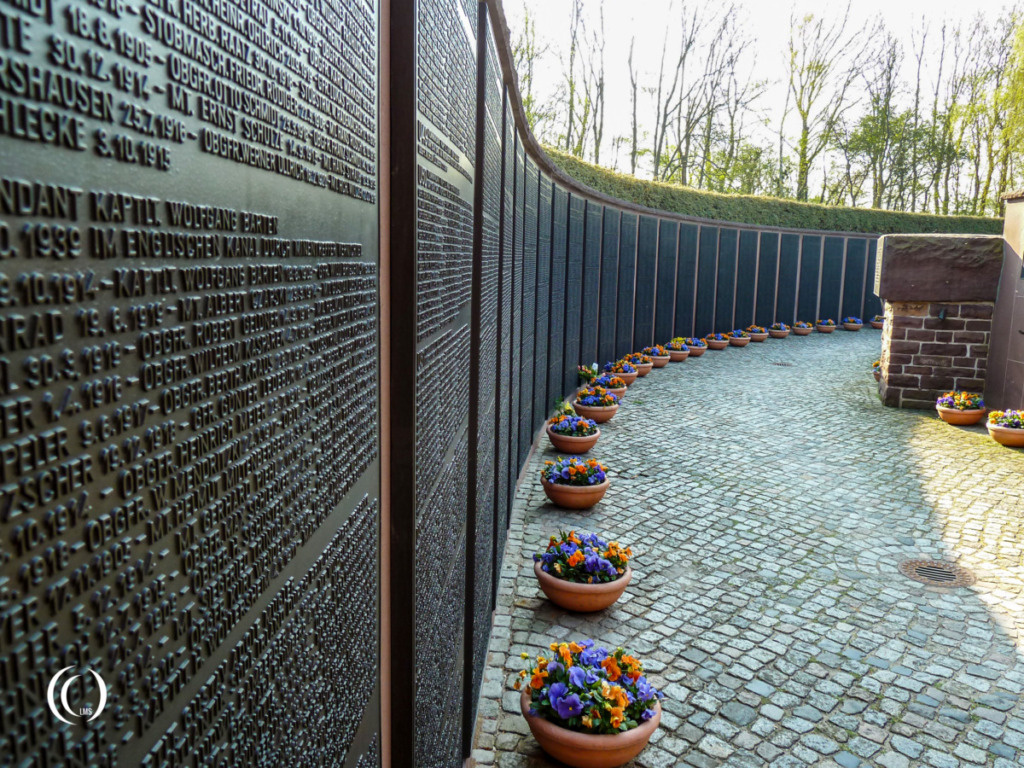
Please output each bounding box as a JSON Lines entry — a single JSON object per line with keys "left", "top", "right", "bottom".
{"left": 504, "top": 0, "right": 1017, "bottom": 178}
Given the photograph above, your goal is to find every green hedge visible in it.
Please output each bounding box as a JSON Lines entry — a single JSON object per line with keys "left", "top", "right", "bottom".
{"left": 545, "top": 147, "right": 1002, "bottom": 235}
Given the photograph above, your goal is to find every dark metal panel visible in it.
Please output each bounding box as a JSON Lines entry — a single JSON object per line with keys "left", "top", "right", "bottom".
{"left": 535, "top": 175, "right": 553, "bottom": 424}
{"left": 675, "top": 224, "right": 699, "bottom": 337}
{"left": 599, "top": 209, "right": 621, "bottom": 363}
{"left": 865, "top": 239, "right": 883, "bottom": 318}
{"left": 633, "top": 216, "right": 659, "bottom": 349}
{"left": 565, "top": 195, "right": 586, "bottom": 389}
{"left": 797, "top": 235, "right": 822, "bottom": 322}
{"left": 695, "top": 226, "right": 720, "bottom": 336}
{"left": 777, "top": 233, "right": 801, "bottom": 323}
{"left": 616, "top": 214, "right": 639, "bottom": 356}
{"left": 506, "top": 131, "right": 523, "bottom": 525}
{"left": 735, "top": 231, "right": 758, "bottom": 329}
{"left": 716, "top": 229, "right": 738, "bottom": 332}
{"left": 756, "top": 232, "right": 780, "bottom": 326}
{"left": 519, "top": 157, "right": 538, "bottom": 469}
{"left": 581, "top": 201, "right": 604, "bottom": 364}
{"left": 819, "top": 236, "right": 845, "bottom": 322}
{"left": 2, "top": 0, "right": 384, "bottom": 762}
{"left": 549, "top": 186, "right": 569, "bottom": 401}
{"left": 842, "top": 239, "right": 868, "bottom": 320}
{"left": 466, "top": 9, "right": 503, "bottom": 744}
{"left": 655, "top": 221, "right": 679, "bottom": 342}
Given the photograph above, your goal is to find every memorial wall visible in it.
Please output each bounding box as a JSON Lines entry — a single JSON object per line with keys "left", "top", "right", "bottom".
{"left": 0, "top": 0, "right": 891, "bottom": 765}
{"left": 0, "top": 0, "right": 381, "bottom": 764}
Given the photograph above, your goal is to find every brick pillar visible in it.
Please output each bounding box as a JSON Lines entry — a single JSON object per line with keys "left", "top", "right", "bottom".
{"left": 873, "top": 234, "right": 1004, "bottom": 409}
{"left": 879, "top": 301, "right": 993, "bottom": 408}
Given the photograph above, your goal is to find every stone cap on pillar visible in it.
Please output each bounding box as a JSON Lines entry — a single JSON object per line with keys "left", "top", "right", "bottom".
{"left": 873, "top": 234, "right": 1005, "bottom": 302}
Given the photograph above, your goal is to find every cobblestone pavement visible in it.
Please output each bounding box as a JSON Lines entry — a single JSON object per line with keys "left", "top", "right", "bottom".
{"left": 471, "top": 330, "right": 1024, "bottom": 768}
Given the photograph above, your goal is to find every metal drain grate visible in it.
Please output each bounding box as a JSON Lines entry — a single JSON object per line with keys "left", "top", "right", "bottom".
{"left": 898, "top": 559, "right": 976, "bottom": 587}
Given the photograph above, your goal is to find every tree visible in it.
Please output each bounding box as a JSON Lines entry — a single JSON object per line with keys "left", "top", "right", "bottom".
{"left": 511, "top": 5, "right": 552, "bottom": 133}
{"left": 785, "top": 8, "right": 865, "bottom": 201}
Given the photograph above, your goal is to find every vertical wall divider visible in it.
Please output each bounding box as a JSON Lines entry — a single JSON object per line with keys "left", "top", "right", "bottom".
{"left": 462, "top": 1, "right": 490, "bottom": 753}
{"left": 387, "top": 0, "right": 418, "bottom": 765}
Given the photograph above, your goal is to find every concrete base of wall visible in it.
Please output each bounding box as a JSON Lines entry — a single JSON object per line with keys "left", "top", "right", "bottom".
{"left": 878, "top": 300, "right": 993, "bottom": 409}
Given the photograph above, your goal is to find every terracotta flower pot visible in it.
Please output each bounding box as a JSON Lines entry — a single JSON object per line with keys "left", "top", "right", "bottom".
{"left": 667, "top": 348, "right": 689, "bottom": 362}
{"left": 533, "top": 561, "right": 632, "bottom": 612}
{"left": 604, "top": 386, "right": 627, "bottom": 399}
{"left": 935, "top": 406, "right": 985, "bottom": 426}
{"left": 686, "top": 346, "right": 706, "bottom": 357}
{"left": 986, "top": 423, "right": 1024, "bottom": 447}
{"left": 843, "top": 323, "right": 862, "bottom": 331}
{"left": 634, "top": 362, "right": 653, "bottom": 376}
{"left": 706, "top": 339, "right": 728, "bottom": 350}
{"left": 521, "top": 690, "right": 661, "bottom": 768}
{"left": 573, "top": 401, "right": 619, "bottom": 423}
{"left": 792, "top": 327, "right": 813, "bottom": 336}
{"left": 873, "top": 370, "right": 881, "bottom": 382}
{"left": 748, "top": 332, "right": 769, "bottom": 342}
{"left": 815, "top": 325, "right": 835, "bottom": 333}
{"left": 609, "top": 370, "right": 638, "bottom": 386}
{"left": 870, "top": 320, "right": 884, "bottom": 329}
{"left": 547, "top": 425, "right": 601, "bottom": 454}
{"left": 728, "top": 337, "right": 751, "bottom": 347}
{"left": 768, "top": 329, "right": 790, "bottom": 339}
{"left": 541, "top": 478, "right": 610, "bottom": 509}
{"left": 651, "top": 355, "right": 670, "bottom": 368}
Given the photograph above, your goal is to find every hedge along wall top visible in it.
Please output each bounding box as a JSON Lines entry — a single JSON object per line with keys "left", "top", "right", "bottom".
{"left": 545, "top": 148, "right": 1002, "bottom": 236}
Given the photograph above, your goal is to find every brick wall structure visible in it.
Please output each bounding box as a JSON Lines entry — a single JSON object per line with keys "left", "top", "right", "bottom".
{"left": 874, "top": 234, "right": 1004, "bottom": 409}
{"left": 879, "top": 301, "right": 993, "bottom": 408}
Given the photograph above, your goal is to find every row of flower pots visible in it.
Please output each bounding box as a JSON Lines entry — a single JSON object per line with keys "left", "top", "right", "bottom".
{"left": 934, "top": 391, "right": 1024, "bottom": 447}
{"left": 518, "top": 319, "right": 887, "bottom": 766}
{"left": 520, "top": 346, "right": 687, "bottom": 766}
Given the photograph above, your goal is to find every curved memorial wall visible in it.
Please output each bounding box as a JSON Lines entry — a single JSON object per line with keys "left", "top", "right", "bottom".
{"left": 0, "top": 0, "right": 895, "bottom": 765}
{"left": 390, "top": 1, "right": 884, "bottom": 765}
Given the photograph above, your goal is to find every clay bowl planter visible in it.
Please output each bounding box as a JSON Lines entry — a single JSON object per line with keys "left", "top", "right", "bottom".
{"left": 667, "top": 348, "right": 689, "bottom": 362}
{"left": 768, "top": 329, "right": 790, "bottom": 339}
{"left": 604, "top": 385, "right": 627, "bottom": 399}
{"left": 533, "top": 561, "right": 631, "bottom": 612}
{"left": 728, "top": 336, "right": 751, "bottom": 347}
{"left": 686, "top": 346, "right": 706, "bottom": 357}
{"left": 936, "top": 406, "right": 986, "bottom": 426}
{"left": 706, "top": 339, "right": 729, "bottom": 350}
{"left": 843, "top": 322, "right": 863, "bottom": 331}
{"left": 873, "top": 370, "right": 881, "bottom": 382}
{"left": 748, "top": 332, "right": 769, "bottom": 342}
{"left": 651, "top": 355, "right": 670, "bottom": 368}
{"left": 541, "top": 478, "right": 610, "bottom": 509}
{"left": 521, "top": 690, "right": 661, "bottom": 768}
{"left": 634, "top": 362, "right": 654, "bottom": 377}
{"left": 547, "top": 425, "right": 601, "bottom": 454}
{"left": 612, "top": 370, "right": 638, "bottom": 386}
{"left": 986, "top": 423, "right": 1024, "bottom": 447}
{"left": 815, "top": 324, "right": 835, "bottom": 334}
{"left": 573, "top": 401, "right": 619, "bottom": 423}
{"left": 870, "top": 320, "right": 884, "bottom": 329}
{"left": 792, "top": 327, "right": 813, "bottom": 336}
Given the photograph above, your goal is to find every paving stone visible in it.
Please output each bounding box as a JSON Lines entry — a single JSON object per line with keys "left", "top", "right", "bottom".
{"left": 721, "top": 701, "right": 757, "bottom": 726}
{"left": 833, "top": 752, "right": 862, "bottom": 768}
{"left": 801, "top": 734, "right": 840, "bottom": 755}
{"left": 876, "top": 752, "right": 910, "bottom": 768}
{"left": 473, "top": 335, "right": 1024, "bottom": 768}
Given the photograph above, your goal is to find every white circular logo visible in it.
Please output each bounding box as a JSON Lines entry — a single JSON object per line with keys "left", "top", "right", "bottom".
{"left": 46, "top": 666, "right": 107, "bottom": 724}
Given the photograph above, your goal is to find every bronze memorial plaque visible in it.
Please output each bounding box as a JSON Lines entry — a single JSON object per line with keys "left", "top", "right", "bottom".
{"left": 0, "top": 0, "right": 381, "bottom": 765}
